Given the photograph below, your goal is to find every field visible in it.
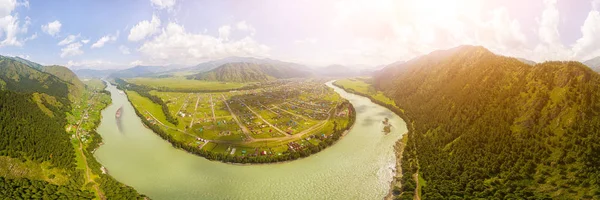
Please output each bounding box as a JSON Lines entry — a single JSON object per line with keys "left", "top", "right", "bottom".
{"left": 126, "top": 79, "right": 353, "bottom": 157}
{"left": 335, "top": 78, "right": 399, "bottom": 109}
{"left": 127, "top": 77, "right": 247, "bottom": 90}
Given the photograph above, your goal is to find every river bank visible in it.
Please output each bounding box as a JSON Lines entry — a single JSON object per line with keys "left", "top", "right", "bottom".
{"left": 332, "top": 80, "right": 414, "bottom": 199}
{"left": 94, "top": 81, "right": 406, "bottom": 199}
{"left": 114, "top": 80, "right": 357, "bottom": 164}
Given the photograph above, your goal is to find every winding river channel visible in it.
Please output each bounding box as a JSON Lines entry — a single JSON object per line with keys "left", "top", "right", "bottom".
{"left": 94, "top": 81, "right": 407, "bottom": 200}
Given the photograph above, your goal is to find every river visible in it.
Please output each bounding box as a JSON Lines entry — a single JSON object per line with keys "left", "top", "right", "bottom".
{"left": 94, "top": 81, "right": 407, "bottom": 200}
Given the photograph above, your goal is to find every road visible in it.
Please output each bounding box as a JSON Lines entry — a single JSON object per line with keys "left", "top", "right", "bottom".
{"left": 190, "top": 94, "right": 201, "bottom": 128}
{"left": 210, "top": 94, "right": 216, "bottom": 122}
{"left": 220, "top": 94, "right": 253, "bottom": 141}
{"left": 238, "top": 99, "right": 290, "bottom": 136}
{"left": 74, "top": 94, "right": 105, "bottom": 200}
{"left": 271, "top": 104, "right": 309, "bottom": 121}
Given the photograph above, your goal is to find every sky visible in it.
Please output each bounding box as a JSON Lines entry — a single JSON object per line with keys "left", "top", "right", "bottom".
{"left": 0, "top": 0, "right": 599, "bottom": 69}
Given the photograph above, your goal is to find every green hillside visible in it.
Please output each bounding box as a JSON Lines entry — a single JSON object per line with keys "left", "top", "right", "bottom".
{"left": 0, "top": 57, "right": 145, "bottom": 199}
{"left": 44, "top": 65, "right": 85, "bottom": 100}
{"left": 189, "top": 62, "right": 311, "bottom": 82}
{"left": 375, "top": 46, "right": 600, "bottom": 199}
{"left": 11, "top": 56, "right": 44, "bottom": 70}
{"left": 0, "top": 57, "right": 70, "bottom": 102}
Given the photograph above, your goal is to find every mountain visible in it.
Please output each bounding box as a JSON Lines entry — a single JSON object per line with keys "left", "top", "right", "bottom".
{"left": 583, "top": 57, "right": 600, "bottom": 72}
{"left": 0, "top": 56, "right": 71, "bottom": 100}
{"left": 109, "top": 65, "right": 168, "bottom": 78}
{"left": 517, "top": 57, "right": 536, "bottom": 66}
{"left": 375, "top": 45, "right": 600, "bottom": 199}
{"left": 0, "top": 55, "right": 145, "bottom": 199}
{"left": 318, "top": 64, "right": 360, "bottom": 77}
{"left": 44, "top": 65, "right": 85, "bottom": 99}
{"left": 189, "top": 62, "right": 311, "bottom": 82}
{"left": 0, "top": 55, "right": 84, "bottom": 101}
{"left": 12, "top": 56, "right": 44, "bottom": 70}
{"left": 164, "top": 56, "right": 310, "bottom": 76}
{"left": 73, "top": 68, "right": 117, "bottom": 79}
{"left": 316, "top": 64, "right": 385, "bottom": 77}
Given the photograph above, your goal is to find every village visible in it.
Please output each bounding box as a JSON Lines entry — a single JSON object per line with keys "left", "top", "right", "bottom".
{"left": 130, "top": 79, "right": 353, "bottom": 158}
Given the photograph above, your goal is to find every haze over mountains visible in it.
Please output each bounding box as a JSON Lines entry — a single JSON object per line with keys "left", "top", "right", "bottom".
{"left": 72, "top": 56, "right": 387, "bottom": 81}
{"left": 188, "top": 62, "right": 311, "bottom": 82}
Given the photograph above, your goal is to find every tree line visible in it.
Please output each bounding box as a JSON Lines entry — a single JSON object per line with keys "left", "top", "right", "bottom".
{"left": 115, "top": 78, "right": 179, "bottom": 125}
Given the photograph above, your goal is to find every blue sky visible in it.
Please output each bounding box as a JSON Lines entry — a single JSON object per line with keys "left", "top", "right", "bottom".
{"left": 0, "top": 0, "right": 599, "bottom": 69}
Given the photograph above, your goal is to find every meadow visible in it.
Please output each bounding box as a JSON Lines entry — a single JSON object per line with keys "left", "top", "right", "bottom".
{"left": 127, "top": 77, "right": 247, "bottom": 91}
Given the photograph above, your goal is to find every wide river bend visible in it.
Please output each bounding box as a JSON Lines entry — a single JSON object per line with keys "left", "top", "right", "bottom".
{"left": 94, "top": 81, "right": 407, "bottom": 199}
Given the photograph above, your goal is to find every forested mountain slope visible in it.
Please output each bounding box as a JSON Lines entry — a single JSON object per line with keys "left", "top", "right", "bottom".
{"left": 375, "top": 45, "right": 600, "bottom": 199}
{"left": 43, "top": 65, "right": 85, "bottom": 100}
{"left": 0, "top": 57, "right": 145, "bottom": 199}
{"left": 189, "top": 62, "right": 311, "bottom": 82}
{"left": 0, "top": 57, "right": 70, "bottom": 101}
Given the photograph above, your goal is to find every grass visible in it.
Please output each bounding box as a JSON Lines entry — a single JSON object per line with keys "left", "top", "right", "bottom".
{"left": 82, "top": 79, "right": 106, "bottom": 90}
{"left": 125, "top": 80, "right": 354, "bottom": 157}
{"left": 127, "top": 90, "right": 175, "bottom": 127}
{"left": 335, "top": 78, "right": 399, "bottom": 109}
{"left": 0, "top": 156, "right": 69, "bottom": 185}
{"left": 127, "top": 77, "right": 247, "bottom": 90}
{"left": 418, "top": 173, "right": 427, "bottom": 198}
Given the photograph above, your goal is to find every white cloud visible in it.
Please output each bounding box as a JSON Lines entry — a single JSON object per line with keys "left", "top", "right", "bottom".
{"left": 23, "top": 32, "right": 36, "bottom": 41}
{"left": 323, "top": 0, "right": 532, "bottom": 65}
{"left": 58, "top": 34, "right": 79, "bottom": 46}
{"left": 236, "top": 21, "right": 256, "bottom": 35}
{"left": 17, "top": 0, "right": 28, "bottom": 8}
{"left": 572, "top": 2, "right": 600, "bottom": 60}
{"left": 130, "top": 60, "right": 143, "bottom": 66}
{"left": 0, "top": 0, "right": 16, "bottom": 17}
{"left": 218, "top": 25, "right": 231, "bottom": 41}
{"left": 60, "top": 42, "right": 83, "bottom": 57}
{"left": 0, "top": 1, "right": 31, "bottom": 47}
{"left": 128, "top": 14, "right": 160, "bottom": 41}
{"left": 41, "top": 20, "right": 61, "bottom": 36}
{"left": 119, "top": 45, "right": 130, "bottom": 54}
{"left": 81, "top": 39, "right": 90, "bottom": 44}
{"left": 150, "top": 0, "right": 176, "bottom": 9}
{"left": 91, "top": 32, "right": 118, "bottom": 48}
{"left": 138, "top": 22, "right": 269, "bottom": 65}
{"left": 66, "top": 59, "right": 131, "bottom": 69}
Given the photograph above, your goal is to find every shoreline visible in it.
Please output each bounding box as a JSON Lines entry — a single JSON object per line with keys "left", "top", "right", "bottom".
{"left": 112, "top": 82, "right": 358, "bottom": 165}
{"left": 331, "top": 81, "right": 412, "bottom": 199}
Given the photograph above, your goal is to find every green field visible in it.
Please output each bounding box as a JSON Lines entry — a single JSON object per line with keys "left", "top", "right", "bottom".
{"left": 335, "top": 78, "right": 399, "bottom": 109}
{"left": 82, "top": 79, "right": 106, "bottom": 90}
{"left": 127, "top": 77, "right": 247, "bottom": 90}
{"left": 125, "top": 79, "right": 353, "bottom": 157}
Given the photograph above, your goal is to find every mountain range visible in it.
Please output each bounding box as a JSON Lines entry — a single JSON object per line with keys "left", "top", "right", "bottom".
{"left": 188, "top": 62, "right": 312, "bottom": 82}
{"left": 583, "top": 57, "right": 600, "bottom": 72}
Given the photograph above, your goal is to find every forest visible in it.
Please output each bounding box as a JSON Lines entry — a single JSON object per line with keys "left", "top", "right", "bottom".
{"left": 0, "top": 90, "right": 75, "bottom": 169}
{"left": 375, "top": 45, "right": 600, "bottom": 199}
